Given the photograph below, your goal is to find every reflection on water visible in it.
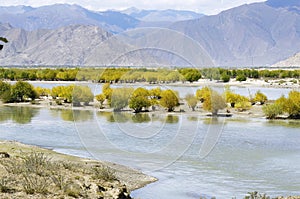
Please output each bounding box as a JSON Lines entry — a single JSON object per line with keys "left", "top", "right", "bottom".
{"left": 97, "top": 111, "right": 179, "bottom": 124}
{"left": 266, "top": 120, "right": 300, "bottom": 128}
{"left": 0, "top": 106, "right": 39, "bottom": 124}
{"left": 60, "top": 109, "right": 94, "bottom": 122}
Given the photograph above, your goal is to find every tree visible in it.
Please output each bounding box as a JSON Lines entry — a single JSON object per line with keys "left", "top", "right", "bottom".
{"left": 51, "top": 85, "right": 74, "bottom": 103}
{"left": 95, "top": 93, "right": 106, "bottom": 109}
{"left": 236, "top": 74, "right": 247, "bottom": 82}
{"left": 185, "top": 94, "right": 198, "bottom": 111}
{"left": 10, "top": 81, "right": 37, "bottom": 102}
{"left": 129, "top": 87, "right": 151, "bottom": 113}
{"left": 196, "top": 87, "right": 211, "bottom": 103}
{"left": 0, "top": 81, "right": 12, "bottom": 103}
{"left": 149, "top": 87, "right": 162, "bottom": 110}
{"left": 221, "top": 72, "right": 230, "bottom": 82}
{"left": 253, "top": 90, "right": 268, "bottom": 105}
{"left": 263, "top": 104, "right": 283, "bottom": 119}
{"left": 34, "top": 87, "right": 50, "bottom": 97}
{"left": 179, "top": 68, "right": 201, "bottom": 82}
{"left": 160, "top": 89, "right": 179, "bottom": 112}
{"left": 72, "top": 85, "right": 94, "bottom": 106}
{"left": 201, "top": 89, "right": 227, "bottom": 116}
{"left": 285, "top": 91, "right": 300, "bottom": 118}
{"left": 102, "top": 83, "right": 113, "bottom": 105}
{"left": 110, "top": 87, "right": 134, "bottom": 111}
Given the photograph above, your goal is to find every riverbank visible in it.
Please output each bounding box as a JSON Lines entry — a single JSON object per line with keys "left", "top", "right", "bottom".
{"left": 0, "top": 140, "right": 157, "bottom": 199}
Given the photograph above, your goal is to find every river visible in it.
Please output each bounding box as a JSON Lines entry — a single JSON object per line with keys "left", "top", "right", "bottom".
{"left": 0, "top": 84, "right": 299, "bottom": 198}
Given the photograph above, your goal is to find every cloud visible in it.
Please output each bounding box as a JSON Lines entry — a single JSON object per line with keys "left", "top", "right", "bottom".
{"left": 0, "top": 0, "right": 266, "bottom": 14}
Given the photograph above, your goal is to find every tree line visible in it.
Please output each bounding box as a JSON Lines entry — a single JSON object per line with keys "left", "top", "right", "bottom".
{"left": 1, "top": 80, "right": 299, "bottom": 119}
{"left": 1, "top": 68, "right": 300, "bottom": 83}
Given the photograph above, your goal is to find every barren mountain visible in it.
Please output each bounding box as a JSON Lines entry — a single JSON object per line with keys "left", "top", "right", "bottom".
{"left": 171, "top": 0, "right": 300, "bottom": 66}
{"left": 0, "top": 4, "right": 139, "bottom": 33}
{"left": 272, "top": 52, "right": 300, "bottom": 67}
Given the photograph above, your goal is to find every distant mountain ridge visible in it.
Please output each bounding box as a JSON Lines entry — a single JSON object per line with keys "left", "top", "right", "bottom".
{"left": 122, "top": 7, "right": 203, "bottom": 22}
{"left": 0, "top": 4, "right": 139, "bottom": 33}
{"left": 171, "top": 0, "right": 300, "bottom": 66}
{"left": 1, "top": 0, "right": 300, "bottom": 67}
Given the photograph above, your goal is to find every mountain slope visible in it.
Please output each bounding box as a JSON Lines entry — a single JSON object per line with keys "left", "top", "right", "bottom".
{"left": 122, "top": 7, "right": 203, "bottom": 22}
{"left": 0, "top": 24, "right": 112, "bottom": 65}
{"left": 273, "top": 52, "right": 300, "bottom": 67}
{"left": 171, "top": 1, "right": 300, "bottom": 66}
{"left": 0, "top": 4, "right": 139, "bottom": 33}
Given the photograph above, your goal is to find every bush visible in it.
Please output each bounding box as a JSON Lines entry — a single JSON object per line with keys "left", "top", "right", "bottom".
{"left": 236, "top": 74, "right": 247, "bottom": 82}
{"left": 221, "top": 73, "right": 230, "bottom": 82}
{"left": 262, "top": 103, "right": 283, "bottom": 119}
{"left": 160, "top": 89, "right": 179, "bottom": 112}
{"left": 92, "top": 165, "right": 117, "bottom": 181}
{"left": 185, "top": 94, "right": 198, "bottom": 111}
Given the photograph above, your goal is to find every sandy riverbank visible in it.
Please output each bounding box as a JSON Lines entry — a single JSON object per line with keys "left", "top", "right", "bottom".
{"left": 0, "top": 140, "right": 157, "bottom": 198}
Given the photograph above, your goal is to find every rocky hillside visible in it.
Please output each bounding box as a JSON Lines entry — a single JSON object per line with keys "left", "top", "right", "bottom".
{"left": 171, "top": 0, "right": 300, "bottom": 66}
{"left": 273, "top": 52, "right": 300, "bottom": 67}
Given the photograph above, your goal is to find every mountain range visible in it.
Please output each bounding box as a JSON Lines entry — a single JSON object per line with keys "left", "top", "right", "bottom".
{"left": 0, "top": 0, "right": 300, "bottom": 67}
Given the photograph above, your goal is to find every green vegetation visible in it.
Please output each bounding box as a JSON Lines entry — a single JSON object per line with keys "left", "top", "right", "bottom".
{"left": 196, "top": 87, "right": 226, "bottom": 115}
{"left": 263, "top": 91, "right": 300, "bottom": 119}
{"left": 1, "top": 67, "right": 300, "bottom": 83}
{"left": 185, "top": 94, "right": 198, "bottom": 111}
{"left": 0, "top": 81, "right": 37, "bottom": 103}
{"left": 72, "top": 85, "right": 94, "bottom": 106}
{"left": 110, "top": 87, "right": 134, "bottom": 111}
{"left": 160, "top": 90, "right": 179, "bottom": 112}
{"left": 129, "top": 87, "right": 151, "bottom": 113}
{"left": 253, "top": 90, "right": 268, "bottom": 105}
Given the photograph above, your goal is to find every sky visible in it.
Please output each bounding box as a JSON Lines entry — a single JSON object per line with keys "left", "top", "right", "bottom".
{"left": 0, "top": 0, "right": 266, "bottom": 15}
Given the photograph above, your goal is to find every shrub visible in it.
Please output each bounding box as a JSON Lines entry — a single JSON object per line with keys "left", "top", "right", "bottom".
{"left": 236, "top": 74, "right": 247, "bottom": 82}
{"left": 253, "top": 90, "right": 268, "bottom": 105}
{"left": 160, "top": 89, "right": 179, "bottom": 112}
{"left": 185, "top": 94, "right": 198, "bottom": 111}
{"left": 262, "top": 104, "right": 283, "bottom": 119}
{"left": 92, "top": 165, "right": 117, "bottom": 182}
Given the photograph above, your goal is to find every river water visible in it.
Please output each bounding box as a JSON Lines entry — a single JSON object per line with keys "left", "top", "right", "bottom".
{"left": 0, "top": 106, "right": 300, "bottom": 198}
{"left": 0, "top": 85, "right": 299, "bottom": 198}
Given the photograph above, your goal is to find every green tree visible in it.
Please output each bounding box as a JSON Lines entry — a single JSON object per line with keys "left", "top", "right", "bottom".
{"left": 160, "top": 89, "right": 179, "bottom": 112}
{"left": 285, "top": 91, "right": 300, "bottom": 118}
{"left": 51, "top": 85, "right": 74, "bottom": 103}
{"left": 0, "top": 81, "right": 12, "bottom": 103}
{"left": 129, "top": 87, "right": 151, "bottom": 113}
{"left": 263, "top": 104, "right": 283, "bottom": 119}
{"left": 179, "top": 68, "right": 201, "bottom": 82}
{"left": 201, "top": 89, "right": 227, "bottom": 116}
{"left": 34, "top": 87, "right": 50, "bottom": 97}
{"left": 236, "top": 74, "right": 247, "bottom": 82}
{"left": 196, "top": 87, "right": 211, "bottom": 103}
{"left": 221, "top": 72, "right": 230, "bottom": 82}
{"left": 102, "top": 83, "right": 113, "bottom": 105}
{"left": 185, "top": 94, "right": 198, "bottom": 111}
{"left": 149, "top": 87, "right": 162, "bottom": 110}
{"left": 10, "top": 81, "right": 37, "bottom": 102}
{"left": 253, "top": 90, "right": 268, "bottom": 105}
{"left": 72, "top": 85, "right": 94, "bottom": 106}
{"left": 95, "top": 93, "right": 106, "bottom": 109}
{"left": 111, "top": 87, "right": 134, "bottom": 111}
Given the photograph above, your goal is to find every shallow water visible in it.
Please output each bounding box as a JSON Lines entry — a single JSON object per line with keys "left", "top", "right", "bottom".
{"left": 0, "top": 106, "right": 300, "bottom": 198}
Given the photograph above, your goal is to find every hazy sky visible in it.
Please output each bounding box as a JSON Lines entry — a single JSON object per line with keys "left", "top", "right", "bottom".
{"left": 0, "top": 0, "right": 266, "bottom": 15}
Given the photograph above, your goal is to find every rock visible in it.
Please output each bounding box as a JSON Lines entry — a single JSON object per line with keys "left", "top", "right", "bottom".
{"left": 0, "top": 152, "right": 10, "bottom": 158}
